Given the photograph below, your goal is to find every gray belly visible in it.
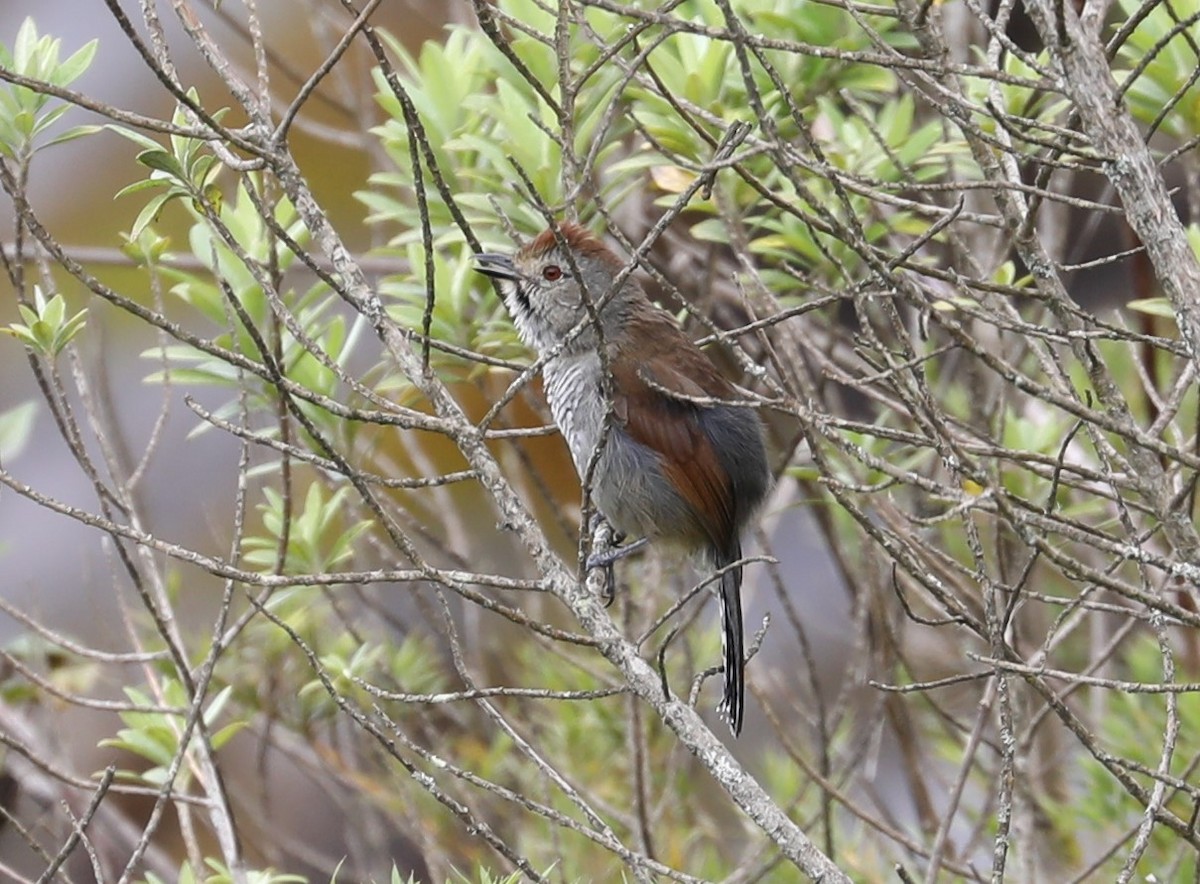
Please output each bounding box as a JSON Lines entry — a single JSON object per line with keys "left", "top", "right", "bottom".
{"left": 543, "top": 355, "right": 699, "bottom": 542}
{"left": 543, "top": 354, "right": 605, "bottom": 475}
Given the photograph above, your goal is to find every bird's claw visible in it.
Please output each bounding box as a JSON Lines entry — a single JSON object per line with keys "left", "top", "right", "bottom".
{"left": 585, "top": 536, "right": 649, "bottom": 571}
{"left": 600, "top": 564, "right": 616, "bottom": 607}
{"left": 585, "top": 533, "right": 648, "bottom": 607}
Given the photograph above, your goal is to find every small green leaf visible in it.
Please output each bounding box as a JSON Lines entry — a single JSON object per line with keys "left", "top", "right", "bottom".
{"left": 136, "top": 148, "right": 183, "bottom": 178}
{"left": 0, "top": 400, "right": 37, "bottom": 462}
{"left": 210, "top": 719, "right": 247, "bottom": 751}
{"left": 114, "top": 177, "right": 166, "bottom": 200}
{"left": 120, "top": 230, "right": 171, "bottom": 265}
{"left": 40, "top": 292, "right": 64, "bottom": 328}
{"left": 12, "top": 19, "right": 38, "bottom": 74}
{"left": 100, "top": 727, "right": 174, "bottom": 767}
{"left": 1126, "top": 297, "right": 1175, "bottom": 319}
{"left": 53, "top": 39, "right": 98, "bottom": 87}
{"left": 105, "top": 124, "right": 165, "bottom": 153}
{"left": 4, "top": 290, "right": 87, "bottom": 357}
{"left": 39, "top": 123, "right": 101, "bottom": 149}
{"left": 201, "top": 181, "right": 223, "bottom": 213}
{"left": 130, "top": 190, "right": 180, "bottom": 241}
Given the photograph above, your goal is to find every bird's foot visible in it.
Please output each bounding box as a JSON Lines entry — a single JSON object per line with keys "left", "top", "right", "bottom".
{"left": 583, "top": 530, "right": 648, "bottom": 607}
{"left": 585, "top": 535, "right": 649, "bottom": 571}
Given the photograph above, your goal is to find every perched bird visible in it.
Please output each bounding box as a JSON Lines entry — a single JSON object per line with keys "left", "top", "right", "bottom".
{"left": 475, "top": 223, "right": 771, "bottom": 735}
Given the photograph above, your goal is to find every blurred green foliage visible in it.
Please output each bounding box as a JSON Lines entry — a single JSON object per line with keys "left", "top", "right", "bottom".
{"left": 0, "top": 17, "right": 98, "bottom": 161}
{"left": 4, "top": 0, "right": 1200, "bottom": 880}
{"left": 1115, "top": 0, "right": 1200, "bottom": 140}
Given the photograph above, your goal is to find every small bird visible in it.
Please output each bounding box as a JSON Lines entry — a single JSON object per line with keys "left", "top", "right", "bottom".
{"left": 475, "top": 223, "right": 771, "bottom": 735}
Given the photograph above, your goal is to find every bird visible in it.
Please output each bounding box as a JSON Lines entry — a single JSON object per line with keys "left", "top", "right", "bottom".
{"left": 474, "top": 222, "right": 771, "bottom": 735}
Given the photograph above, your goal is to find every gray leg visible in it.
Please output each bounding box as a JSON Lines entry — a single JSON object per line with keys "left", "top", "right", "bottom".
{"left": 585, "top": 536, "right": 649, "bottom": 571}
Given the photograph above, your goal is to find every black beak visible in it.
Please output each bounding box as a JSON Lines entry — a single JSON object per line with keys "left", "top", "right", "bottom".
{"left": 474, "top": 253, "right": 519, "bottom": 282}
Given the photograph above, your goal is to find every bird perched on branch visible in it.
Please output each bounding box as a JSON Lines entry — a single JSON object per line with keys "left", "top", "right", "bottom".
{"left": 475, "top": 223, "right": 771, "bottom": 735}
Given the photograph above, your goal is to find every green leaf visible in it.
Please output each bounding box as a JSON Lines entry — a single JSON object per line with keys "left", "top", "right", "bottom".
{"left": 12, "top": 19, "right": 38, "bottom": 74}
{"left": 130, "top": 190, "right": 180, "bottom": 241}
{"left": 38, "top": 123, "right": 101, "bottom": 149}
{"left": 29, "top": 102, "right": 70, "bottom": 137}
{"left": 40, "top": 292, "right": 64, "bottom": 328}
{"left": 0, "top": 400, "right": 36, "bottom": 462}
{"left": 4, "top": 290, "right": 87, "bottom": 357}
{"left": 114, "top": 177, "right": 166, "bottom": 200}
{"left": 1126, "top": 297, "right": 1176, "bottom": 319}
{"left": 100, "top": 727, "right": 174, "bottom": 767}
{"left": 136, "top": 148, "right": 184, "bottom": 178}
{"left": 201, "top": 685, "right": 234, "bottom": 729}
{"left": 105, "top": 124, "right": 164, "bottom": 153}
{"left": 210, "top": 719, "right": 247, "bottom": 751}
{"left": 200, "top": 181, "right": 223, "bottom": 213}
{"left": 53, "top": 39, "right": 98, "bottom": 87}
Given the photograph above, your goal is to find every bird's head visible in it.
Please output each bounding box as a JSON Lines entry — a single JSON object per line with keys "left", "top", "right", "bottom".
{"left": 475, "top": 224, "right": 632, "bottom": 354}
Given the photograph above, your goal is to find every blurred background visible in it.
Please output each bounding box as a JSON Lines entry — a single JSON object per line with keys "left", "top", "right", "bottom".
{"left": 0, "top": 3, "right": 859, "bottom": 879}
{"left": 0, "top": 3, "right": 472, "bottom": 879}
{"left": 3, "top": 0, "right": 1181, "bottom": 880}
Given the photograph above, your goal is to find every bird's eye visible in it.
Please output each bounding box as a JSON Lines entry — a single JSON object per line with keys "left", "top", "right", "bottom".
{"left": 542, "top": 264, "right": 563, "bottom": 281}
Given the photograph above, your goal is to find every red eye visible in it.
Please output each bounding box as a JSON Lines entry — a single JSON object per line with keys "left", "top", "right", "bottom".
{"left": 542, "top": 264, "right": 562, "bottom": 281}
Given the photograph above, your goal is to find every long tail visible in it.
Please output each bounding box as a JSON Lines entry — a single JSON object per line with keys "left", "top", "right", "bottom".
{"left": 716, "top": 540, "right": 746, "bottom": 736}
